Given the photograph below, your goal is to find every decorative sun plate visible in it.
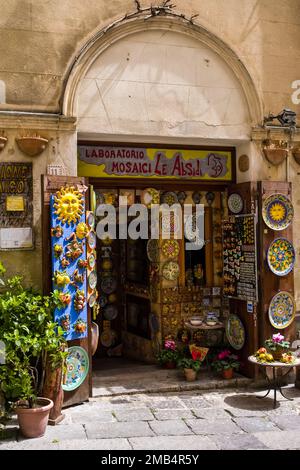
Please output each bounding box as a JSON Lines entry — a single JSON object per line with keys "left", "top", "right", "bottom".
{"left": 268, "top": 291, "right": 295, "bottom": 329}
{"left": 100, "top": 276, "right": 117, "bottom": 294}
{"left": 267, "top": 238, "right": 295, "bottom": 276}
{"left": 104, "top": 304, "right": 118, "bottom": 321}
{"left": 141, "top": 188, "right": 160, "bottom": 208}
{"left": 54, "top": 186, "right": 84, "bottom": 225}
{"left": 161, "top": 191, "right": 178, "bottom": 206}
{"left": 225, "top": 314, "right": 245, "bottom": 350}
{"left": 162, "top": 239, "right": 180, "bottom": 259}
{"left": 88, "top": 271, "right": 97, "bottom": 290}
{"left": 88, "top": 231, "right": 97, "bottom": 249}
{"left": 62, "top": 346, "right": 89, "bottom": 392}
{"left": 262, "top": 194, "right": 293, "bottom": 230}
{"left": 162, "top": 261, "right": 180, "bottom": 281}
{"left": 146, "top": 239, "right": 160, "bottom": 262}
{"left": 228, "top": 193, "right": 243, "bottom": 214}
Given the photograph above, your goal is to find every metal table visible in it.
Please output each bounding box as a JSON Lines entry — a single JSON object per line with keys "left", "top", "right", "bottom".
{"left": 248, "top": 355, "right": 300, "bottom": 408}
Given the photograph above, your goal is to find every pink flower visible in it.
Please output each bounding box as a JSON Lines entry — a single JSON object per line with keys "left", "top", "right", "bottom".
{"left": 272, "top": 333, "right": 284, "bottom": 343}
{"left": 164, "top": 340, "right": 176, "bottom": 351}
{"left": 218, "top": 349, "right": 231, "bottom": 360}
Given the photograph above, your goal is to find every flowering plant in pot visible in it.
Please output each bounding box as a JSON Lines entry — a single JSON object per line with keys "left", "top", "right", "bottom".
{"left": 177, "top": 351, "right": 202, "bottom": 381}
{"left": 0, "top": 272, "right": 67, "bottom": 437}
{"left": 265, "top": 333, "right": 290, "bottom": 361}
{"left": 156, "top": 339, "right": 179, "bottom": 368}
{"left": 211, "top": 349, "right": 240, "bottom": 379}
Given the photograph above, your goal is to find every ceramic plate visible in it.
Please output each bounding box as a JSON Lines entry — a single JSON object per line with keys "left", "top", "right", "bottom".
{"left": 262, "top": 194, "right": 293, "bottom": 230}
{"left": 226, "top": 314, "right": 245, "bottom": 350}
{"left": 161, "top": 239, "right": 180, "bottom": 259}
{"left": 141, "top": 188, "right": 160, "bottom": 208}
{"left": 177, "top": 192, "right": 186, "bottom": 204}
{"left": 161, "top": 191, "right": 178, "bottom": 206}
{"left": 88, "top": 271, "right": 97, "bottom": 289}
{"left": 88, "top": 253, "right": 96, "bottom": 270}
{"left": 87, "top": 212, "right": 95, "bottom": 229}
{"left": 269, "top": 291, "right": 295, "bottom": 329}
{"left": 62, "top": 346, "right": 89, "bottom": 392}
{"left": 99, "top": 294, "right": 108, "bottom": 308}
{"left": 104, "top": 304, "right": 118, "bottom": 321}
{"left": 228, "top": 193, "right": 243, "bottom": 214}
{"left": 162, "top": 261, "right": 180, "bottom": 281}
{"left": 267, "top": 238, "right": 295, "bottom": 276}
{"left": 100, "top": 276, "right": 117, "bottom": 294}
{"left": 192, "top": 191, "right": 201, "bottom": 204}
{"left": 88, "top": 293, "right": 97, "bottom": 308}
{"left": 100, "top": 329, "right": 117, "bottom": 347}
{"left": 96, "top": 193, "right": 105, "bottom": 205}
{"left": 146, "top": 239, "right": 160, "bottom": 262}
{"left": 88, "top": 231, "right": 97, "bottom": 249}
{"left": 161, "top": 212, "right": 180, "bottom": 236}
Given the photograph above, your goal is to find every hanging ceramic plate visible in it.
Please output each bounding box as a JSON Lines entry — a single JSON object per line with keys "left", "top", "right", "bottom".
{"left": 162, "top": 261, "right": 180, "bottom": 281}
{"left": 88, "top": 253, "right": 96, "bottom": 270}
{"left": 262, "top": 193, "right": 293, "bottom": 231}
{"left": 88, "top": 231, "right": 96, "bottom": 249}
{"left": 226, "top": 314, "right": 245, "bottom": 350}
{"left": 88, "top": 271, "right": 97, "bottom": 290}
{"left": 192, "top": 191, "right": 201, "bottom": 204}
{"left": 87, "top": 212, "right": 95, "bottom": 229}
{"left": 141, "top": 188, "right": 160, "bottom": 208}
{"left": 161, "top": 213, "right": 180, "bottom": 236}
{"left": 162, "top": 239, "right": 180, "bottom": 259}
{"left": 161, "top": 191, "right": 178, "bottom": 206}
{"left": 100, "top": 276, "right": 117, "bottom": 294}
{"left": 177, "top": 192, "right": 186, "bottom": 204}
{"left": 228, "top": 193, "right": 243, "bottom": 214}
{"left": 62, "top": 346, "right": 89, "bottom": 392}
{"left": 88, "top": 293, "right": 97, "bottom": 308}
{"left": 100, "top": 329, "right": 117, "bottom": 348}
{"left": 104, "top": 304, "right": 118, "bottom": 321}
{"left": 96, "top": 193, "right": 105, "bottom": 205}
{"left": 268, "top": 291, "right": 295, "bottom": 329}
{"left": 99, "top": 294, "right": 108, "bottom": 308}
{"left": 267, "top": 238, "right": 295, "bottom": 276}
{"left": 147, "top": 239, "right": 160, "bottom": 262}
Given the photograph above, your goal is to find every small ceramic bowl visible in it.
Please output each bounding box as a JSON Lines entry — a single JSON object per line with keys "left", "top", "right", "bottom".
{"left": 190, "top": 317, "right": 203, "bottom": 326}
{"left": 206, "top": 320, "right": 217, "bottom": 326}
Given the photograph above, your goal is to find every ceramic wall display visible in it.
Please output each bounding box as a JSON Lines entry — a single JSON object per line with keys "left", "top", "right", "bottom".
{"left": 74, "top": 290, "right": 86, "bottom": 311}
{"left": 162, "top": 261, "right": 180, "bottom": 281}
{"left": 87, "top": 231, "right": 96, "bottom": 249}
{"left": 100, "top": 276, "right": 117, "bottom": 294}
{"left": 146, "top": 239, "right": 160, "bottom": 262}
{"left": 177, "top": 192, "right": 186, "bottom": 204}
{"left": 100, "top": 329, "right": 117, "bottom": 348}
{"left": 73, "top": 318, "right": 87, "bottom": 334}
{"left": 53, "top": 186, "right": 84, "bottom": 224}
{"left": 192, "top": 191, "right": 201, "bottom": 204}
{"left": 88, "top": 293, "right": 97, "bottom": 308}
{"left": 88, "top": 271, "right": 97, "bottom": 290}
{"left": 99, "top": 294, "right": 108, "bottom": 308}
{"left": 262, "top": 193, "right": 293, "bottom": 231}
{"left": 76, "top": 222, "right": 89, "bottom": 239}
{"left": 96, "top": 192, "right": 105, "bottom": 205}
{"left": 141, "top": 188, "right": 160, "bottom": 208}
{"left": 225, "top": 314, "right": 245, "bottom": 350}
{"left": 104, "top": 304, "right": 118, "bottom": 321}
{"left": 228, "top": 193, "right": 243, "bottom": 214}
{"left": 268, "top": 291, "right": 296, "bottom": 329}
{"left": 161, "top": 239, "right": 180, "bottom": 259}
{"left": 87, "top": 253, "right": 96, "bottom": 270}
{"left": 161, "top": 191, "right": 178, "bottom": 206}
{"left": 119, "top": 189, "right": 135, "bottom": 205}
{"left": 77, "top": 259, "right": 88, "bottom": 269}
{"left": 104, "top": 192, "right": 117, "bottom": 205}
{"left": 161, "top": 212, "right": 180, "bottom": 236}
{"left": 267, "top": 238, "right": 295, "bottom": 276}
{"left": 87, "top": 212, "right": 95, "bottom": 229}
{"left": 51, "top": 226, "right": 64, "bottom": 238}
{"left": 62, "top": 346, "right": 89, "bottom": 392}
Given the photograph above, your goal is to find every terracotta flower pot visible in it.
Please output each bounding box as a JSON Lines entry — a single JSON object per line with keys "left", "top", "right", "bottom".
{"left": 222, "top": 368, "right": 233, "bottom": 379}
{"left": 163, "top": 361, "right": 176, "bottom": 369}
{"left": 184, "top": 368, "right": 197, "bottom": 381}
{"left": 16, "top": 397, "right": 53, "bottom": 438}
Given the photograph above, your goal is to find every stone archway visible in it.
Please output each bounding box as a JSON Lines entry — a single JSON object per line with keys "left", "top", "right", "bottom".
{"left": 62, "top": 15, "right": 263, "bottom": 140}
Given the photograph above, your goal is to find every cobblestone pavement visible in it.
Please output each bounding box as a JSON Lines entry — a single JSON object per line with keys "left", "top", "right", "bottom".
{"left": 1, "top": 385, "right": 300, "bottom": 450}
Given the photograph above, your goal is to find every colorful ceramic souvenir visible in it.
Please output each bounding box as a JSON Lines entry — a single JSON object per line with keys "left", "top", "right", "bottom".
{"left": 100, "top": 330, "right": 117, "bottom": 348}
{"left": 88, "top": 293, "right": 97, "bottom": 308}
{"left": 60, "top": 314, "right": 70, "bottom": 332}
{"left": 141, "top": 188, "right": 160, "bottom": 208}
{"left": 88, "top": 271, "right": 97, "bottom": 290}
{"left": 74, "top": 290, "right": 86, "bottom": 311}
{"left": 54, "top": 244, "right": 63, "bottom": 258}
{"left": 192, "top": 191, "right": 201, "bottom": 204}
{"left": 162, "top": 261, "right": 180, "bottom": 281}
{"left": 146, "top": 239, "right": 160, "bottom": 262}
{"left": 76, "top": 222, "right": 89, "bottom": 239}
{"left": 177, "top": 192, "right": 186, "bottom": 204}
{"left": 162, "top": 239, "right": 180, "bottom": 259}
{"left": 104, "top": 304, "right": 118, "bottom": 321}
{"left": 161, "top": 212, "right": 180, "bottom": 235}
{"left": 73, "top": 318, "right": 87, "bottom": 334}
{"left": 102, "top": 259, "right": 113, "bottom": 271}
{"left": 51, "top": 226, "right": 64, "bottom": 238}
{"left": 99, "top": 294, "right": 108, "bottom": 308}
{"left": 88, "top": 231, "right": 97, "bottom": 249}
{"left": 54, "top": 186, "right": 84, "bottom": 225}
{"left": 267, "top": 238, "right": 295, "bottom": 276}
{"left": 65, "top": 234, "right": 84, "bottom": 260}
{"left": 62, "top": 346, "right": 89, "bottom": 392}
{"left": 96, "top": 192, "right": 105, "bottom": 205}
{"left": 104, "top": 192, "right": 116, "bottom": 205}
{"left": 87, "top": 212, "right": 95, "bottom": 229}
{"left": 268, "top": 291, "right": 295, "bottom": 329}
{"left": 262, "top": 193, "right": 293, "bottom": 231}
{"left": 228, "top": 193, "right": 243, "bottom": 214}
{"left": 77, "top": 258, "right": 88, "bottom": 269}
{"left": 61, "top": 257, "right": 70, "bottom": 268}
{"left": 59, "top": 292, "right": 71, "bottom": 306}
{"left": 205, "top": 192, "right": 215, "bottom": 206}
{"left": 225, "top": 314, "right": 245, "bottom": 350}
{"left": 100, "top": 276, "right": 117, "bottom": 294}
{"left": 53, "top": 270, "right": 71, "bottom": 287}
{"left": 161, "top": 191, "right": 178, "bottom": 206}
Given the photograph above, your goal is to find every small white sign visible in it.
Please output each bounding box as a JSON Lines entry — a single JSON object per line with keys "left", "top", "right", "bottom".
{"left": 247, "top": 301, "right": 254, "bottom": 313}
{"left": 0, "top": 227, "right": 33, "bottom": 249}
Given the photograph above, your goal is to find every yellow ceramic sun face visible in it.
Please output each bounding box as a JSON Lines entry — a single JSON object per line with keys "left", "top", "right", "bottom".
{"left": 54, "top": 186, "right": 84, "bottom": 224}
{"left": 269, "top": 203, "right": 286, "bottom": 222}
{"left": 76, "top": 222, "right": 89, "bottom": 239}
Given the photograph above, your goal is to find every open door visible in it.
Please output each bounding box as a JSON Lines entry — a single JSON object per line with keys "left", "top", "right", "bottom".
{"left": 42, "top": 175, "right": 92, "bottom": 407}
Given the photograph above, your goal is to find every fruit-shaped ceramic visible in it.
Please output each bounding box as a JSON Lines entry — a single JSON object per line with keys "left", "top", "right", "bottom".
{"left": 51, "top": 226, "right": 64, "bottom": 238}
{"left": 54, "top": 244, "right": 63, "bottom": 258}
{"left": 53, "top": 271, "right": 71, "bottom": 287}
{"left": 74, "top": 290, "right": 86, "bottom": 312}
{"left": 59, "top": 292, "right": 71, "bottom": 306}
{"left": 76, "top": 222, "right": 89, "bottom": 239}
{"left": 73, "top": 319, "right": 87, "bottom": 334}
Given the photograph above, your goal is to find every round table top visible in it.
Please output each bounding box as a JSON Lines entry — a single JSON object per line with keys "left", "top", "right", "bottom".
{"left": 184, "top": 322, "right": 224, "bottom": 330}
{"left": 248, "top": 355, "right": 300, "bottom": 368}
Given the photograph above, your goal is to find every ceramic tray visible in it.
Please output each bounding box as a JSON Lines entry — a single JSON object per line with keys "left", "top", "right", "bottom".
{"left": 267, "top": 238, "right": 295, "bottom": 276}
{"left": 268, "top": 291, "right": 295, "bottom": 329}
{"left": 62, "top": 346, "right": 89, "bottom": 392}
{"left": 161, "top": 239, "right": 180, "bottom": 259}
{"left": 225, "top": 314, "right": 245, "bottom": 350}
{"left": 262, "top": 193, "right": 293, "bottom": 230}
{"left": 228, "top": 193, "right": 243, "bottom": 214}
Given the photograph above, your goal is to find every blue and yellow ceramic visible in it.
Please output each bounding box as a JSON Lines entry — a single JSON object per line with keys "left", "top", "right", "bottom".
{"left": 262, "top": 194, "right": 293, "bottom": 230}
{"left": 267, "top": 238, "right": 295, "bottom": 276}
{"left": 268, "top": 291, "right": 295, "bottom": 329}
{"left": 225, "top": 314, "right": 245, "bottom": 350}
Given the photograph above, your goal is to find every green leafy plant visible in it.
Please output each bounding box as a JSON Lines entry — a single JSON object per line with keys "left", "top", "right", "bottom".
{"left": 211, "top": 349, "right": 240, "bottom": 372}
{"left": 156, "top": 339, "right": 179, "bottom": 365}
{"left": 177, "top": 356, "right": 202, "bottom": 372}
{"left": 0, "top": 272, "right": 67, "bottom": 410}
{"left": 265, "top": 333, "right": 290, "bottom": 352}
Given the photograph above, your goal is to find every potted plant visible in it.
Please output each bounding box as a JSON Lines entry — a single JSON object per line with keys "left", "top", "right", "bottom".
{"left": 265, "top": 333, "right": 290, "bottom": 361}
{"left": 211, "top": 349, "right": 240, "bottom": 379}
{"left": 157, "top": 339, "right": 179, "bottom": 369}
{"left": 177, "top": 354, "right": 202, "bottom": 381}
{"left": 0, "top": 272, "right": 67, "bottom": 437}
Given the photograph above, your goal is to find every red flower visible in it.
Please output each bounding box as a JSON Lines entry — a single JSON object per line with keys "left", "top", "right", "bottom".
{"left": 164, "top": 339, "right": 176, "bottom": 351}
{"left": 218, "top": 349, "right": 231, "bottom": 360}
{"left": 191, "top": 350, "right": 202, "bottom": 361}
